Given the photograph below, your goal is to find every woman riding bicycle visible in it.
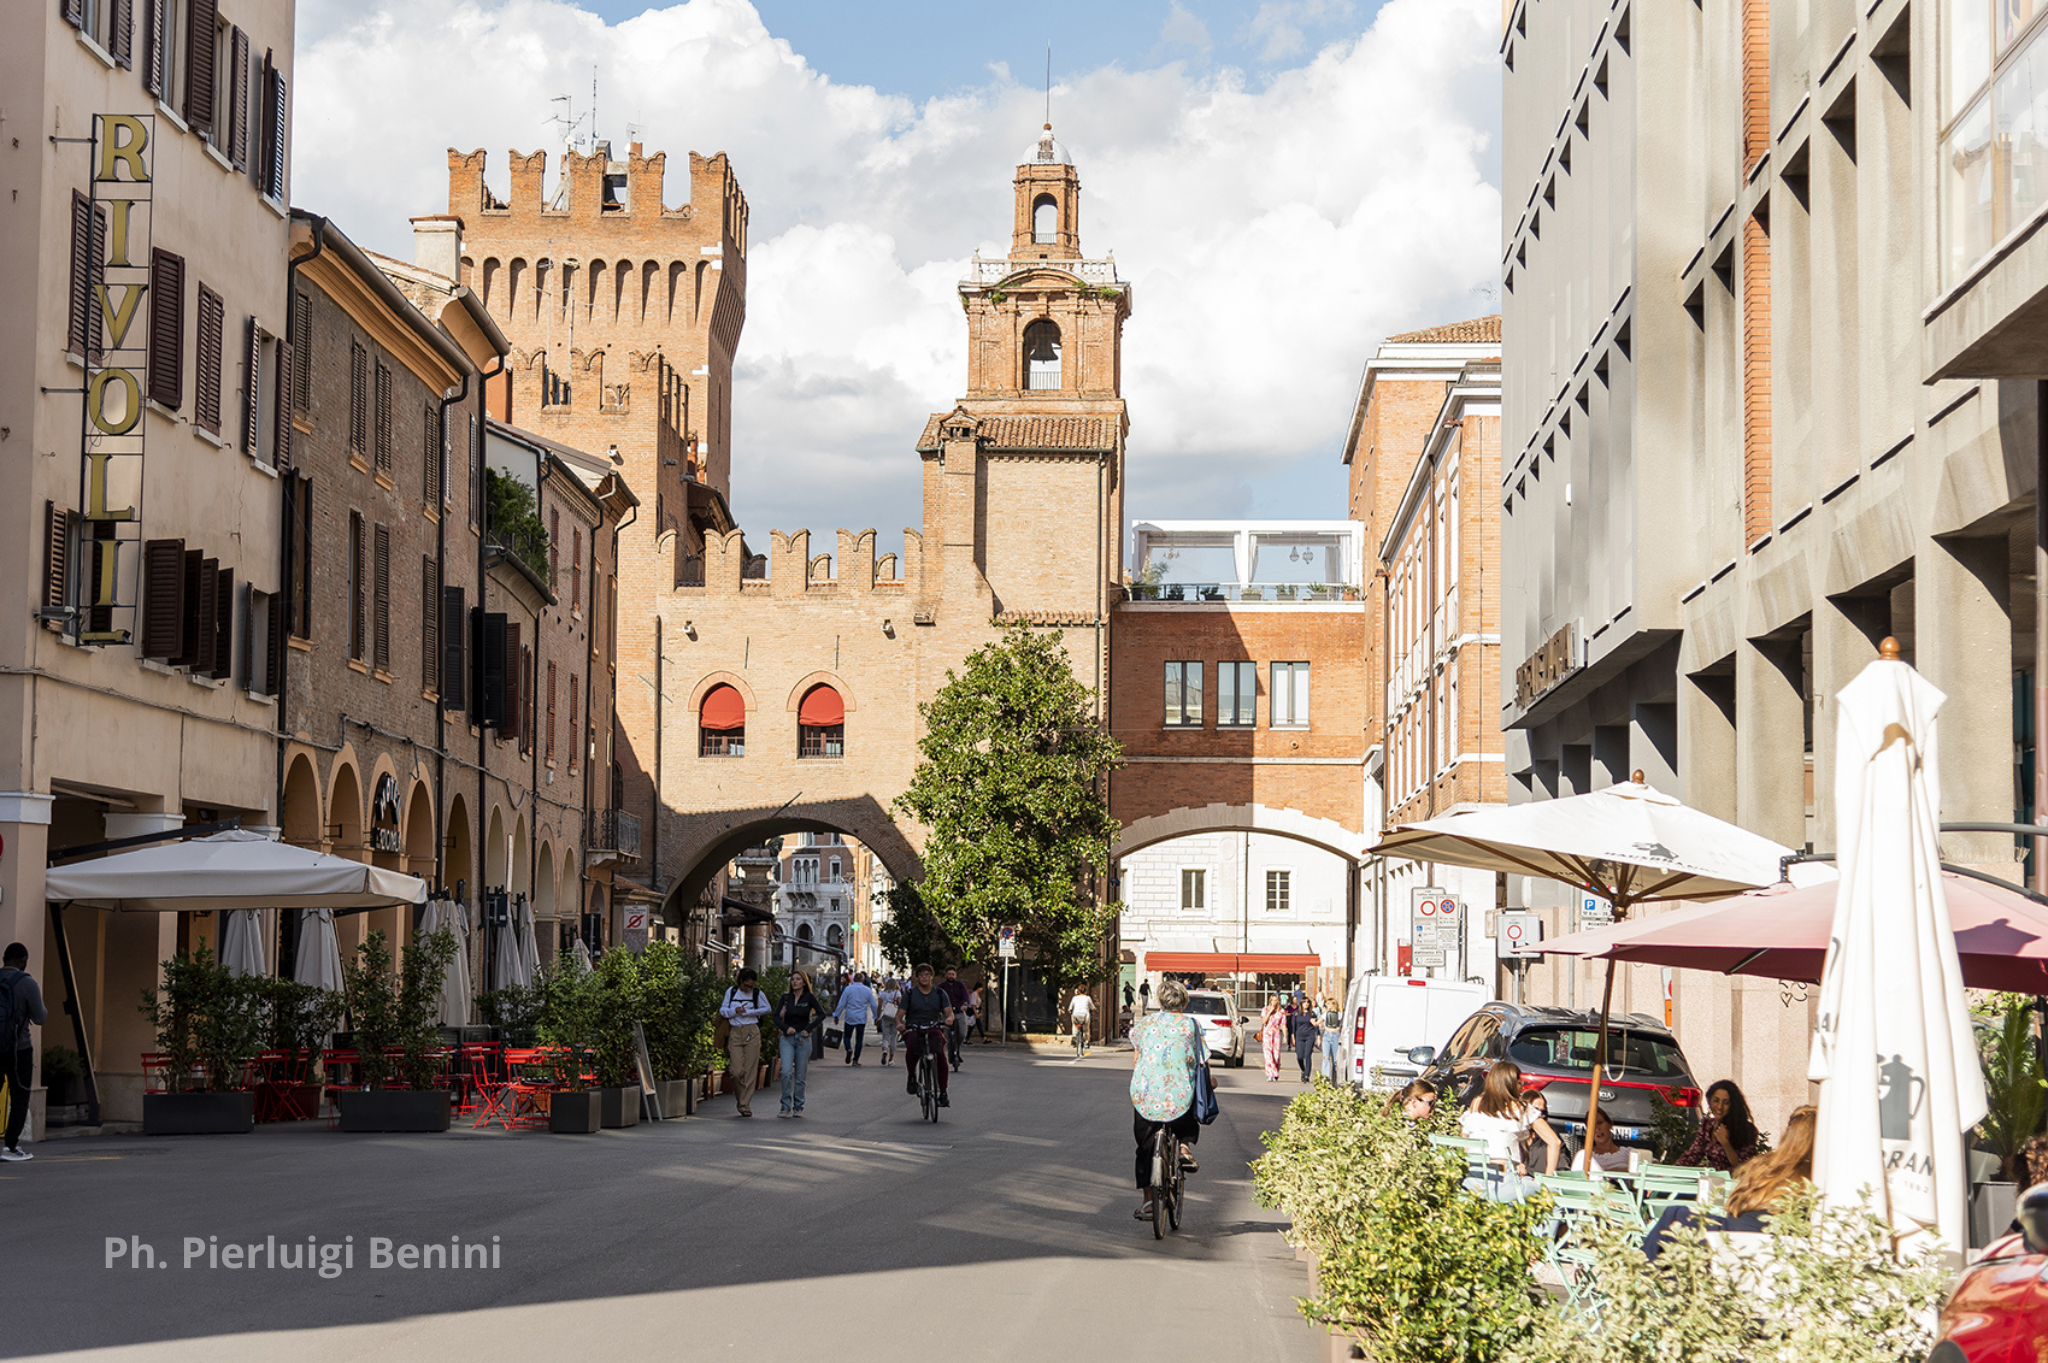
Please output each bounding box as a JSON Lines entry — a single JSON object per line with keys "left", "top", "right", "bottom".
{"left": 1129, "top": 978, "right": 1204, "bottom": 1220}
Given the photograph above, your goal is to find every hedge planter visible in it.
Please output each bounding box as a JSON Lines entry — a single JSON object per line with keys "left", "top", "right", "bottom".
{"left": 144, "top": 1091, "right": 255, "bottom": 1136}
{"left": 599, "top": 1085, "right": 642, "bottom": 1128}
{"left": 651, "top": 1079, "right": 692, "bottom": 1119}
{"left": 548, "top": 1090, "right": 602, "bottom": 1134}
{"left": 335, "top": 1090, "right": 452, "bottom": 1133}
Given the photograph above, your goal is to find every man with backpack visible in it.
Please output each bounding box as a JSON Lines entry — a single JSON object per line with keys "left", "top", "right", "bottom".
{"left": 718, "top": 967, "right": 773, "bottom": 1119}
{"left": 1, "top": 942, "right": 47, "bottom": 1162}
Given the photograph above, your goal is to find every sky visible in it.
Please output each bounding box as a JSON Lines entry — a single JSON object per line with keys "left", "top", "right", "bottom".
{"left": 293, "top": 0, "right": 1503, "bottom": 562}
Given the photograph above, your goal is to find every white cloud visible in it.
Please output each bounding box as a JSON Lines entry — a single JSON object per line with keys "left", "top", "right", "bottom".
{"left": 1246, "top": 0, "right": 1357, "bottom": 63}
{"left": 1158, "top": 1, "right": 1212, "bottom": 55}
{"left": 295, "top": 0, "right": 1501, "bottom": 553}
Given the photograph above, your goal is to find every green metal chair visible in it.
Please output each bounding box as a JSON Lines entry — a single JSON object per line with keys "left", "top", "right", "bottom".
{"left": 1535, "top": 1174, "right": 1641, "bottom": 1315}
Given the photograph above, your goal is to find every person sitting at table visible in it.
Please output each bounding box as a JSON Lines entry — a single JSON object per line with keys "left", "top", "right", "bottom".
{"left": 1641, "top": 1104, "right": 1815, "bottom": 1262}
{"left": 1460, "top": 1061, "right": 1561, "bottom": 1201}
{"left": 1674, "top": 1079, "right": 1761, "bottom": 1172}
{"left": 1385, "top": 1078, "right": 1438, "bottom": 1121}
{"left": 1572, "top": 1108, "right": 1641, "bottom": 1174}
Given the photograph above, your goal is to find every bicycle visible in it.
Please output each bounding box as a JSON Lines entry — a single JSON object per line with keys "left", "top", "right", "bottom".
{"left": 1071, "top": 1019, "right": 1090, "bottom": 1061}
{"left": 907, "top": 1023, "right": 945, "bottom": 1123}
{"left": 1145, "top": 1125, "right": 1185, "bottom": 1238}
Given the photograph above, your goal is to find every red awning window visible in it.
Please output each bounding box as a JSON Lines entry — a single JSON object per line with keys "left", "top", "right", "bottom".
{"left": 700, "top": 684, "right": 746, "bottom": 731}
{"left": 797, "top": 684, "right": 845, "bottom": 727}
{"left": 1144, "top": 952, "right": 1322, "bottom": 975}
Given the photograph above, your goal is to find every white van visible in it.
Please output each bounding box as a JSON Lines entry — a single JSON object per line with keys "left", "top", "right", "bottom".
{"left": 1339, "top": 976, "right": 1490, "bottom": 1090}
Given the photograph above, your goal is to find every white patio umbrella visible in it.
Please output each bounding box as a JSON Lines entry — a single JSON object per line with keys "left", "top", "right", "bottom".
{"left": 219, "top": 909, "right": 268, "bottom": 977}
{"left": 439, "top": 900, "right": 474, "bottom": 1028}
{"left": 1373, "top": 775, "right": 1794, "bottom": 1143}
{"left": 492, "top": 907, "right": 522, "bottom": 992}
{"left": 46, "top": 829, "right": 427, "bottom": 911}
{"left": 1808, "top": 643, "right": 1986, "bottom": 1255}
{"left": 294, "top": 907, "right": 345, "bottom": 993}
{"left": 518, "top": 898, "right": 542, "bottom": 986}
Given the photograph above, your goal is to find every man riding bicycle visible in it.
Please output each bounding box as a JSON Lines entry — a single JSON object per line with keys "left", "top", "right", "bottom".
{"left": 899, "top": 963, "right": 955, "bottom": 1108}
{"left": 1068, "top": 986, "right": 1092, "bottom": 1060}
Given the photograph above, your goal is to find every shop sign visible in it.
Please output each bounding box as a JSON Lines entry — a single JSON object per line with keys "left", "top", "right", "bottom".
{"left": 77, "top": 115, "right": 156, "bottom": 644}
{"left": 369, "top": 775, "right": 403, "bottom": 854}
{"left": 1514, "top": 621, "right": 1579, "bottom": 710}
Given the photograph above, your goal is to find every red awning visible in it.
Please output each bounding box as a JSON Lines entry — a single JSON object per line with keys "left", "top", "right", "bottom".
{"left": 797, "top": 685, "right": 844, "bottom": 727}
{"left": 700, "top": 684, "right": 746, "bottom": 731}
{"left": 1144, "top": 952, "right": 1322, "bottom": 975}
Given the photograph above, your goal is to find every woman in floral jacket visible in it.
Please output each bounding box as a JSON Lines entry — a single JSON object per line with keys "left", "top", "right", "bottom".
{"left": 1129, "top": 978, "right": 1205, "bottom": 1220}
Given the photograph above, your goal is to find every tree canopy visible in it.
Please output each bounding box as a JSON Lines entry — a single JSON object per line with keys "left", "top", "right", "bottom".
{"left": 893, "top": 626, "right": 1123, "bottom": 997}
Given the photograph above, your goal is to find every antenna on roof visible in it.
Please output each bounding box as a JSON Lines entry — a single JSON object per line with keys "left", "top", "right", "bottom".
{"left": 1045, "top": 45, "right": 1053, "bottom": 126}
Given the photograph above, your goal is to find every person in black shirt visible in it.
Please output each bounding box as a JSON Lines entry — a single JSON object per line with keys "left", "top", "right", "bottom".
{"left": 899, "top": 964, "right": 955, "bottom": 1107}
{"left": 774, "top": 971, "right": 827, "bottom": 1117}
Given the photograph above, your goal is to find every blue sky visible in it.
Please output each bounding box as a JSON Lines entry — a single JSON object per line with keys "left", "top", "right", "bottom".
{"left": 296, "top": 0, "right": 1499, "bottom": 551}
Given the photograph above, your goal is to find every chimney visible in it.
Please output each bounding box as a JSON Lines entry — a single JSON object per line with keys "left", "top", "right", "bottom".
{"left": 409, "top": 214, "right": 463, "bottom": 281}
{"left": 629, "top": 140, "right": 643, "bottom": 158}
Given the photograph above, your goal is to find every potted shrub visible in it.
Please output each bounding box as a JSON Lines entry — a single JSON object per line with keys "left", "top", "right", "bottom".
{"left": 260, "top": 978, "right": 341, "bottom": 1122}
{"left": 589, "top": 948, "right": 643, "bottom": 1127}
{"left": 540, "top": 953, "right": 601, "bottom": 1133}
{"left": 138, "top": 941, "right": 264, "bottom": 1134}
{"left": 639, "top": 942, "right": 722, "bottom": 1118}
{"left": 334, "top": 928, "right": 460, "bottom": 1132}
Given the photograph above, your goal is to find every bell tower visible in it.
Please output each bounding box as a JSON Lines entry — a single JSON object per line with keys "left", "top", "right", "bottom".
{"left": 1012, "top": 124, "right": 1082, "bottom": 260}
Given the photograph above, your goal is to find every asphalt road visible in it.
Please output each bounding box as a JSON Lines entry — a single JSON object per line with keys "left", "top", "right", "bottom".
{"left": 5, "top": 1042, "right": 1320, "bottom": 1362}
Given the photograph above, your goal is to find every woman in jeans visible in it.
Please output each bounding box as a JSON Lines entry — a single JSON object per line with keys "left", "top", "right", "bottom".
{"left": 876, "top": 977, "right": 903, "bottom": 1065}
{"left": 1129, "top": 979, "right": 1204, "bottom": 1220}
{"left": 774, "top": 971, "right": 826, "bottom": 1117}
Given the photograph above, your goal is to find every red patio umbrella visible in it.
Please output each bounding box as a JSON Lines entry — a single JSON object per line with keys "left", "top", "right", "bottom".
{"left": 1536, "top": 870, "right": 2048, "bottom": 994}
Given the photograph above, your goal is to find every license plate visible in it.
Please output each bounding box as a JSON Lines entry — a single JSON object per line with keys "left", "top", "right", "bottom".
{"left": 1613, "top": 1125, "right": 1643, "bottom": 1141}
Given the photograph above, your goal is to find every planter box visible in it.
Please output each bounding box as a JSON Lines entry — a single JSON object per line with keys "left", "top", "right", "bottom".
{"left": 548, "top": 1089, "right": 602, "bottom": 1134}
{"left": 650, "top": 1079, "right": 691, "bottom": 1119}
{"left": 1971, "top": 1181, "right": 2020, "bottom": 1248}
{"left": 335, "top": 1089, "right": 451, "bottom": 1133}
{"left": 143, "top": 1091, "right": 255, "bottom": 1136}
{"left": 599, "top": 1086, "right": 642, "bottom": 1128}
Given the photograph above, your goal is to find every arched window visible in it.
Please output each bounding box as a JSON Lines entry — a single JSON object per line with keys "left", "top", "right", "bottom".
{"left": 797, "top": 922, "right": 813, "bottom": 942}
{"left": 699, "top": 684, "right": 745, "bottom": 756}
{"left": 826, "top": 924, "right": 844, "bottom": 949}
{"left": 1032, "top": 194, "right": 1058, "bottom": 244}
{"left": 798, "top": 684, "right": 845, "bottom": 757}
{"left": 1023, "top": 320, "right": 1061, "bottom": 391}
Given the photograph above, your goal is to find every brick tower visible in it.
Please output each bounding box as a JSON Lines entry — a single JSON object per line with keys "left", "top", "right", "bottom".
{"left": 442, "top": 142, "right": 749, "bottom": 901}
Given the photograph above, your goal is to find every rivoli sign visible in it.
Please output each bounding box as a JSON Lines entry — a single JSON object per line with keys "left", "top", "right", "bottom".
{"left": 78, "top": 114, "right": 155, "bottom": 644}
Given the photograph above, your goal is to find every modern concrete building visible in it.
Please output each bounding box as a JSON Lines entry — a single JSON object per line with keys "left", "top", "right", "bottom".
{"left": 1500, "top": 0, "right": 2036, "bottom": 1132}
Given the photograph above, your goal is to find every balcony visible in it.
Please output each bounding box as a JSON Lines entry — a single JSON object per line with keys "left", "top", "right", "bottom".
{"left": 1124, "top": 582, "right": 1363, "bottom": 605}
{"left": 588, "top": 808, "right": 641, "bottom": 862}
{"left": 965, "top": 253, "right": 1122, "bottom": 286}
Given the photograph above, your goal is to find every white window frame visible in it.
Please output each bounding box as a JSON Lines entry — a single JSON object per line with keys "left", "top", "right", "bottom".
{"left": 1270, "top": 661, "right": 1310, "bottom": 728}
{"left": 1164, "top": 660, "right": 1203, "bottom": 728}
{"left": 1217, "top": 660, "right": 1256, "bottom": 727}
{"left": 1264, "top": 868, "right": 1293, "bottom": 914}
{"left": 1180, "top": 867, "right": 1206, "bottom": 911}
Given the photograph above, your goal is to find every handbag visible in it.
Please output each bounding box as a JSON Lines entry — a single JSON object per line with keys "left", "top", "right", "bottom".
{"left": 824, "top": 1020, "right": 844, "bottom": 1050}
{"left": 880, "top": 1001, "right": 899, "bottom": 1020}
{"left": 1191, "top": 1020, "right": 1220, "bottom": 1125}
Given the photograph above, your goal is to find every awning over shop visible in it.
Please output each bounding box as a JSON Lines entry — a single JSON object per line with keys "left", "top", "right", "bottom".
{"left": 1145, "top": 952, "right": 1322, "bottom": 975}
{"left": 798, "top": 684, "right": 844, "bottom": 726}
{"left": 700, "top": 684, "right": 746, "bottom": 731}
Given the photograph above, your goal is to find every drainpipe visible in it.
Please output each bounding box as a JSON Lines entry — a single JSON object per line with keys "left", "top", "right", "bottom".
{"left": 476, "top": 364, "right": 499, "bottom": 983}
{"left": 434, "top": 368, "right": 472, "bottom": 901}
{"left": 277, "top": 217, "right": 327, "bottom": 872}
{"left": 531, "top": 452, "right": 550, "bottom": 941}
{"left": 1379, "top": 561, "right": 1392, "bottom": 976}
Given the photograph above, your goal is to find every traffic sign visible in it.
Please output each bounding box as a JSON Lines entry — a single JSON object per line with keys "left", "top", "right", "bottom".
{"left": 1579, "top": 895, "right": 1613, "bottom": 925}
{"left": 998, "top": 925, "right": 1017, "bottom": 959}
{"left": 1499, "top": 911, "right": 1544, "bottom": 958}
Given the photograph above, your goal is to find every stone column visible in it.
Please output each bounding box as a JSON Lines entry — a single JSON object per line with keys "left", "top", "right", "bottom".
{"left": 1735, "top": 636, "right": 1806, "bottom": 849}
{"left": 1919, "top": 535, "right": 2019, "bottom": 880}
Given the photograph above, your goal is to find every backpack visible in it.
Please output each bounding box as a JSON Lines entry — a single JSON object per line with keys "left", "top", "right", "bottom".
{"left": 0, "top": 971, "right": 23, "bottom": 1054}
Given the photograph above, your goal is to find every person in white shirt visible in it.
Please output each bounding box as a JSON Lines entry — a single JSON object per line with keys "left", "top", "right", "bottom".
{"left": 1571, "top": 1108, "right": 1642, "bottom": 1174}
{"left": 1459, "top": 1060, "right": 1561, "bottom": 1201}
{"left": 1068, "top": 989, "right": 1093, "bottom": 1059}
{"left": 718, "top": 968, "right": 774, "bottom": 1118}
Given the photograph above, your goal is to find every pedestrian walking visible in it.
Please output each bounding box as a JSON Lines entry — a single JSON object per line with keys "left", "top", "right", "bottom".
{"left": 1, "top": 943, "right": 47, "bottom": 1162}
{"left": 1318, "top": 993, "right": 1342, "bottom": 1082}
{"left": 940, "top": 967, "right": 970, "bottom": 1067}
{"left": 834, "top": 971, "right": 876, "bottom": 1066}
{"left": 877, "top": 977, "right": 902, "bottom": 1064}
{"left": 1258, "top": 1000, "right": 1285, "bottom": 1082}
{"left": 774, "top": 970, "right": 827, "bottom": 1117}
{"left": 1123, "top": 980, "right": 1135, "bottom": 1010}
{"left": 718, "top": 968, "right": 773, "bottom": 1119}
{"left": 1289, "top": 999, "right": 1318, "bottom": 1082}
{"left": 1137, "top": 978, "right": 1151, "bottom": 1014}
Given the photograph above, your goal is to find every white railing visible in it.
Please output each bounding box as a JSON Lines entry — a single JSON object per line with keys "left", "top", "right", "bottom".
{"left": 965, "top": 254, "right": 1122, "bottom": 286}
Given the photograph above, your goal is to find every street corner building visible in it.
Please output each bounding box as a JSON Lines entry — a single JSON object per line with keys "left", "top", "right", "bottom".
{"left": 1, "top": 0, "right": 297, "bottom": 1128}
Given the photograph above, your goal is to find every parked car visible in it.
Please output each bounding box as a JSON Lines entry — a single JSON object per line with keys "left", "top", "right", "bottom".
{"left": 1932, "top": 1184, "right": 2048, "bottom": 1363}
{"left": 1337, "top": 974, "right": 1489, "bottom": 1089}
{"left": 1406, "top": 1002, "right": 1702, "bottom": 1158}
{"left": 1185, "top": 990, "right": 1244, "bottom": 1067}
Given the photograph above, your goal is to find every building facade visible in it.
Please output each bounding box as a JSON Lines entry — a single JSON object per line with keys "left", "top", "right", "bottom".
{"left": 2, "top": 1, "right": 296, "bottom": 1125}
{"left": 1498, "top": 0, "right": 2032, "bottom": 1131}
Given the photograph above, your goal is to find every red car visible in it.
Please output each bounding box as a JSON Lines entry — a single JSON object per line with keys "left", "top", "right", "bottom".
{"left": 1931, "top": 1184, "right": 2048, "bottom": 1363}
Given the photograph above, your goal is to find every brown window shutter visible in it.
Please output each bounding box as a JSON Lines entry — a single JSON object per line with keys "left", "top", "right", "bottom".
{"left": 349, "top": 342, "right": 366, "bottom": 455}
{"left": 374, "top": 363, "right": 391, "bottom": 473}
{"left": 228, "top": 26, "right": 249, "bottom": 169}
{"left": 424, "top": 402, "right": 441, "bottom": 506}
{"left": 110, "top": 0, "right": 134, "bottom": 66}
{"left": 148, "top": 249, "right": 184, "bottom": 410}
{"left": 193, "top": 558, "right": 219, "bottom": 674}
{"left": 568, "top": 684, "right": 579, "bottom": 772}
{"left": 572, "top": 527, "right": 582, "bottom": 609}
{"left": 211, "top": 566, "right": 233, "bottom": 679}
{"left": 168, "top": 547, "right": 202, "bottom": 665}
{"left": 348, "top": 512, "right": 364, "bottom": 660}
{"left": 373, "top": 523, "right": 390, "bottom": 672}
{"left": 547, "top": 659, "right": 557, "bottom": 761}
{"left": 297, "top": 475, "right": 314, "bottom": 638}
{"left": 144, "top": 0, "right": 166, "bottom": 97}
{"left": 194, "top": 284, "right": 223, "bottom": 434}
{"left": 241, "top": 317, "right": 261, "bottom": 454}
{"left": 43, "top": 502, "right": 70, "bottom": 617}
{"left": 263, "top": 590, "right": 284, "bottom": 697}
{"left": 63, "top": 0, "right": 84, "bottom": 28}
{"left": 523, "top": 645, "right": 534, "bottom": 753}
{"left": 421, "top": 555, "right": 439, "bottom": 692}
{"left": 504, "top": 623, "right": 523, "bottom": 742}
{"left": 264, "top": 59, "right": 287, "bottom": 200}
{"left": 441, "top": 585, "right": 466, "bottom": 712}
{"left": 184, "top": 0, "right": 218, "bottom": 136}
{"left": 290, "top": 294, "right": 310, "bottom": 415}
{"left": 273, "top": 336, "right": 293, "bottom": 468}
{"left": 67, "top": 192, "right": 92, "bottom": 358}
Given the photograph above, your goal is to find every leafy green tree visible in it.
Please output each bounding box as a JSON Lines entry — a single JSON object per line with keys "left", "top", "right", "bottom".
{"left": 138, "top": 940, "right": 267, "bottom": 1093}
{"left": 874, "top": 882, "right": 957, "bottom": 972}
{"left": 1976, "top": 997, "right": 2048, "bottom": 1181}
{"left": 893, "top": 625, "right": 1123, "bottom": 1000}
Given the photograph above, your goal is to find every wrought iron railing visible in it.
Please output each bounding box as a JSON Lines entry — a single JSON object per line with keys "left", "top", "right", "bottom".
{"left": 588, "top": 807, "right": 641, "bottom": 859}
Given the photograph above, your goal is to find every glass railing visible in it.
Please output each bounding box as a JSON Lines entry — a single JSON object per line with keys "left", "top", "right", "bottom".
{"left": 1124, "top": 582, "right": 1362, "bottom": 604}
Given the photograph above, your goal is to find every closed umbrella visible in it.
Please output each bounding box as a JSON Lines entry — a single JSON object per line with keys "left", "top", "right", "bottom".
{"left": 1808, "top": 643, "right": 1986, "bottom": 1255}
{"left": 493, "top": 907, "right": 521, "bottom": 992}
{"left": 518, "top": 898, "right": 542, "bottom": 987}
{"left": 295, "top": 907, "right": 344, "bottom": 993}
{"left": 439, "top": 900, "right": 474, "bottom": 1028}
{"left": 219, "top": 909, "right": 267, "bottom": 977}
{"left": 1373, "top": 776, "right": 1792, "bottom": 1148}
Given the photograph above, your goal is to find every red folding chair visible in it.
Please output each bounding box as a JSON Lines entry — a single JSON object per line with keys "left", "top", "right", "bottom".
{"left": 321, "top": 1049, "right": 360, "bottom": 1128}
{"left": 472, "top": 1047, "right": 532, "bottom": 1131}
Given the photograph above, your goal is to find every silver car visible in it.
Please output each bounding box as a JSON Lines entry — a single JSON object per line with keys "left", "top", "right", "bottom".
{"left": 1185, "top": 990, "right": 1245, "bottom": 1066}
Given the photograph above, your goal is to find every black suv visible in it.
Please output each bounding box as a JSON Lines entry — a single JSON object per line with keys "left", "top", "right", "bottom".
{"left": 1407, "top": 1002, "right": 1703, "bottom": 1155}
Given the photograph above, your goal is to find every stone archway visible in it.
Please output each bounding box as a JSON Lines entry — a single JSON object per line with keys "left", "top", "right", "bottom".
{"left": 1110, "top": 802, "right": 1369, "bottom": 865}
{"left": 658, "top": 793, "right": 923, "bottom": 928}
{"left": 281, "top": 754, "right": 322, "bottom": 850}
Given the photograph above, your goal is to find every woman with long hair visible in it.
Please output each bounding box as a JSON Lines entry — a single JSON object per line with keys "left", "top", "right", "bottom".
{"left": 1259, "top": 999, "right": 1287, "bottom": 1082}
{"left": 1385, "top": 1078, "right": 1438, "bottom": 1121}
{"left": 1459, "top": 1060, "right": 1562, "bottom": 1200}
{"left": 1643, "top": 1104, "right": 1816, "bottom": 1260}
{"left": 1677, "top": 1079, "right": 1761, "bottom": 1171}
{"left": 772, "top": 970, "right": 826, "bottom": 1118}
